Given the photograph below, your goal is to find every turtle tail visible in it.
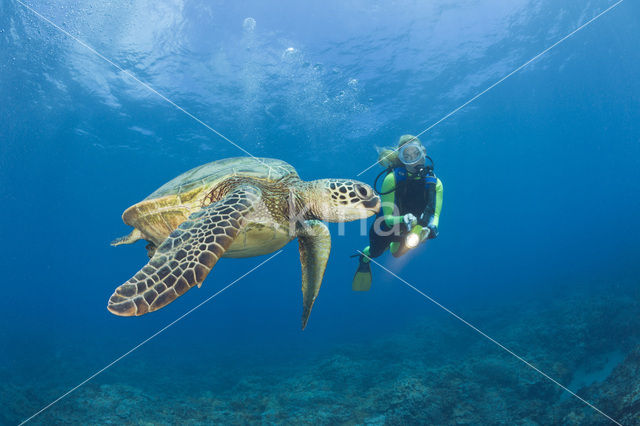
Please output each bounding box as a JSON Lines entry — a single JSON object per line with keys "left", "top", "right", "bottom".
{"left": 111, "top": 228, "right": 143, "bottom": 246}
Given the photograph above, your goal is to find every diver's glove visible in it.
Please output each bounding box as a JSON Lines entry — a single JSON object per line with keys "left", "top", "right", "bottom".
{"left": 419, "top": 227, "right": 431, "bottom": 243}
{"left": 426, "top": 217, "right": 438, "bottom": 240}
{"left": 402, "top": 213, "right": 417, "bottom": 230}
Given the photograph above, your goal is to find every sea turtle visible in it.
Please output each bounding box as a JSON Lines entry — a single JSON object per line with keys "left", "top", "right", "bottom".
{"left": 108, "top": 157, "right": 380, "bottom": 329}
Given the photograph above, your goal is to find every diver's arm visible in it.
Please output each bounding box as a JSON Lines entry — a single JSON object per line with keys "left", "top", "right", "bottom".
{"left": 417, "top": 176, "right": 443, "bottom": 241}
{"left": 432, "top": 178, "right": 443, "bottom": 227}
{"left": 381, "top": 173, "right": 405, "bottom": 227}
{"left": 422, "top": 178, "right": 443, "bottom": 240}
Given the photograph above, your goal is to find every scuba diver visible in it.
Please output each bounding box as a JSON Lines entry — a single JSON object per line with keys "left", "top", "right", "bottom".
{"left": 352, "top": 134, "right": 443, "bottom": 291}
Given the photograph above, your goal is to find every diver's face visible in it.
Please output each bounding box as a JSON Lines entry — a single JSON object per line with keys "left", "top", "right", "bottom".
{"left": 400, "top": 144, "right": 423, "bottom": 162}
{"left": 398, "top": 142, "right": 426, "bottom": 173}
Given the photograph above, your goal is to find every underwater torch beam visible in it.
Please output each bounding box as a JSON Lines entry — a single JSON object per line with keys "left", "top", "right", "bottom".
{"left": 393, "top": 225, "right": 428, "bottom": 257}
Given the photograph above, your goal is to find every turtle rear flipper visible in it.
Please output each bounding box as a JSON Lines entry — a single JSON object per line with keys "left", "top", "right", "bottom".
{"left": 111, "top": 228, "right": 143, "bottom": 246}
{"left": 108, "top": 185, "right": 261, "bottom": 316}
{"left": 297, "top": 220, "right": 331, "bottom": 330}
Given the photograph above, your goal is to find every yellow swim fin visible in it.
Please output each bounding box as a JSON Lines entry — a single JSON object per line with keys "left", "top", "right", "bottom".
{"left": 352, "top": 259, "right": 372, "bottom": 291}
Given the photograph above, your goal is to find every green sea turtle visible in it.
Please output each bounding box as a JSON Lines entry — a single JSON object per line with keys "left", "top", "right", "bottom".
{"left": 108, "top": 157, "right": 380, "bottom": 329}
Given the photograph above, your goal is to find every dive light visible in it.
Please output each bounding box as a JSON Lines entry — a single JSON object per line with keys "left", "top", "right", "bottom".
{"left": 405, "top": 225, "right": 422, "bottom": 249}
{"left": 393, "top": 224, "right": 428, "bottom": 257}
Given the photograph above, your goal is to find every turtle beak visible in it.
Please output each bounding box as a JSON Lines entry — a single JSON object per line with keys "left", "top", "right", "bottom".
{"left": 363, "top": 195, "right": 380, "bottom": 214}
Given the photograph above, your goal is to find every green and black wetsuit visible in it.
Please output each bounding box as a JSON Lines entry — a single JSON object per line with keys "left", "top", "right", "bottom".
{"left": 364, "top": 167, "right": 443, "bottom": 259}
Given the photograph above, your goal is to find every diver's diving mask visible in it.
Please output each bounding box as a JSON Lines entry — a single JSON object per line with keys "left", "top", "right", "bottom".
{"left": 398, "top": 141, "right": 427, "bottom": 172}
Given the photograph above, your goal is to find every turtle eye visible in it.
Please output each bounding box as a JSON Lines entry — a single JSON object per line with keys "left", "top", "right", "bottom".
{"left": 355, "top": 184, "right": 370, "bottom": 198}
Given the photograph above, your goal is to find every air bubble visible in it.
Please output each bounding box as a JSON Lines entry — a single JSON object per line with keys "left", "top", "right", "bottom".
{"left": 243, "top": 17, "right": 256, "bottom": 32}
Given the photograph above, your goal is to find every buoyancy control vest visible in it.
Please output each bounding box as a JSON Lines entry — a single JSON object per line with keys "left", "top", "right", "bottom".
{"left": 392, "top": 167, "right": 438, "bottom": 222}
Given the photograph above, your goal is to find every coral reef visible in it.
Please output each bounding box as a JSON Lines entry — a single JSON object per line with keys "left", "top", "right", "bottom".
{"left": 4, "top": 284, "right": 640, "bottom": 424}
{"left": 561, "top": 345, "right": 640, "bottom": 425}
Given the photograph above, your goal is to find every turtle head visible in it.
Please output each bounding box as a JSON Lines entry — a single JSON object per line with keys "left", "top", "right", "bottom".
{"left": 303, "top": 179, "right": 380, "bottom": 222}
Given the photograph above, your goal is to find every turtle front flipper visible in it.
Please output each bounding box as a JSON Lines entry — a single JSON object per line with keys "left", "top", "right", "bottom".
{"left": 108, "top": 185, "right": 261, "bottom": 316}
{"left": 297, "top": 220, "right": 331, "bottom": 330}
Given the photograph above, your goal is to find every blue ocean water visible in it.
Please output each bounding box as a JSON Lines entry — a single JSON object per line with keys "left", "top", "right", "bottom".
{"left": 2, "top": 0, "right": 640, "bottom": 424}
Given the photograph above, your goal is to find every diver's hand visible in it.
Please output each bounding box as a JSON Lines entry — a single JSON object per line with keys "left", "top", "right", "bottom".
{"left": 403, "top": 213, "right": 417, "bottom": 229}
{"left": 420, "top": 227, "right": 431, "bottom": 243}
{"left": 426, "top": 224, "right": 438, "bottom": 239}
{"left": 420, "top": 216, "right": 438, "bottom": 240}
